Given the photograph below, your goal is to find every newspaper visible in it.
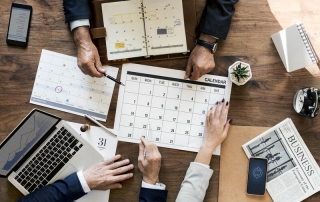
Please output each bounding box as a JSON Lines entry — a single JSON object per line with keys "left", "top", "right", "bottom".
{"left": 242, "top": 118, "right": 320, "bottom": 202}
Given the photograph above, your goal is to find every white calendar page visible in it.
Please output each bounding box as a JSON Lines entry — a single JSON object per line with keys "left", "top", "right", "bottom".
{"left": 102, "top": 0, "right": 147, "bottom": 60}
{"left": 114, "top": 64, "right": 232, "bottom": 155}
{"left": 144, "top": 0, "right": 187, "bottom": 55}
{"left": 30, "top": 49, "right": 118, "bottom": 122}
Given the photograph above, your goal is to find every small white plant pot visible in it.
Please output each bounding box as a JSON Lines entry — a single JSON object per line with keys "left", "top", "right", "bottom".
{"left": 228, "top": 61, "right": 252, "bottom": 86}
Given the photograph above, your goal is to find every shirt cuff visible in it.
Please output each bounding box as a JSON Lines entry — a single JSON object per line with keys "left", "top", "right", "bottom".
{"left": 70, "top": 19, "right": 90, "bottom": 31}
{"left": 210, "top": 35, "right": 219, "bottom": 40}
{"left": 77, "top": 170, "right": 91, "bottom": 193}
{"left": 193, "top": 162, "right": 210, "bottom": 169}
{"left": 142, "top": 181, "right": 166, "bottom": 190}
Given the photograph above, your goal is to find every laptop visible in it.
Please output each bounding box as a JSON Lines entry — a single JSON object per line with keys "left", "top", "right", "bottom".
{"left": 0, "top": 109, "right": 103, "bottom": 195}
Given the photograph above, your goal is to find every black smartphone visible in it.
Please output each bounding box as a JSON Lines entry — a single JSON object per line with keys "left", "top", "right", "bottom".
{"left": 6, "top": 2, "right": 32, "bottom": 47}
{"left": 246, "top": 157, "right": 268, "bottom": 196}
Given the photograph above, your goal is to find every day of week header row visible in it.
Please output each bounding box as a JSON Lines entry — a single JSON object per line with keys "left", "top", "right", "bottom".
{"left": 127, "top": 71, "right": 226, "bottom": 89}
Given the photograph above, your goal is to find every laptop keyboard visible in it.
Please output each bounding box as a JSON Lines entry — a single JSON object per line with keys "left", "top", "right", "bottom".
{"left": 14, "top": 127, "right": 83, "bottom": 193}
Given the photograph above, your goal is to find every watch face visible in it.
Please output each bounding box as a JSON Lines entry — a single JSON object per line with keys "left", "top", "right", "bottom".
{"left": 293, "top": 89, "right": 304, "bottom": 113}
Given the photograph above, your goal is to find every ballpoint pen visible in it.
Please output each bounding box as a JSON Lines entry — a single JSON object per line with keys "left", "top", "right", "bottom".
{"left": 143, "top": 122, "right": 150, "bottom": 158}
{"left": 84, "top": 114, "right": 117, "bottom": 137}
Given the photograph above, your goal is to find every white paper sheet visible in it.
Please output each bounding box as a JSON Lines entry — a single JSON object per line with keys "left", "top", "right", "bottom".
{"left": 30, "top": 49, "right": 118, "bottom": 122}
{"left": 67, "top": 121, "right": 118, "bottom": 202}
{"left": 114, "top": 63, "right": 232, "bottom": 155}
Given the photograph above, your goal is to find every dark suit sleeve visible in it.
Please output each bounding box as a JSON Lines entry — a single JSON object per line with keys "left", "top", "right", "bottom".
{"left": 139, "top": 187, "right": 168, "bottom": 202}
{"left": 17, "top": 172, "right": 86, "bottom": 202}
{"left": 63, "top": 0, "right": 92, "bottom": 22}
{"left": 197, "top": 0, "right": 239, "bottom": 40}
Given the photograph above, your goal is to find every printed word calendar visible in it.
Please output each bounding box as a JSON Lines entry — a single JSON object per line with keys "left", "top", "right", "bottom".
{"left": 114, "top": 64, "right": 232, "bottom": 155}
{"left": 30, "top": 50, "right": 118, "bottom": 121}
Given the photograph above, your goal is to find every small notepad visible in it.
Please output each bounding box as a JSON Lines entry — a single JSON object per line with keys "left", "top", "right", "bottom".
{"left": 271, "top": 23, "right": 318, "bottom": 72}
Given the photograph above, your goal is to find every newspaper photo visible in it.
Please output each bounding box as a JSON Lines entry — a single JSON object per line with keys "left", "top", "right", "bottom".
{"left": 242, "top": 118, "right": 320, "bottom": 202}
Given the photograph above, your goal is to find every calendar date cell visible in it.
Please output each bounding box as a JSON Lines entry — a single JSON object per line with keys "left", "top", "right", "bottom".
{"left": 176, "top": 123, "right": 191, "bottom": 135}
{"left": 167, "top": 87, "right": 182, "bottom": 99}
{"left": 165, "top": 98, "right": 180, "bottom": 111}
{"left": 135, "top": 105, "right": 151, "bottom": 118}
{"left": 162, "top": 121, "right": 178, "bottom": 133}
{"left": 139, "top": 83, "right": 154, "bottom": 95}
{"left": 151, "top": 96, "right": 166, "bottom": 109}
{"left": 137, "top": 94, "right": 152, "bottom": 107}
{"left": 125, "top": 81, "right": 140, "bottom": 93}
{"left": 149, "top": 108, "right": 165, "bottom": 120}
{"left": 153, "top": 85, "right": 168, "bottom": 97}
{"left": 120, "top": 115, "right": 135, "bottom": 127}
{"left": 123, "top": 92, "right": 138, "bottom": 105}
{"left": 161, "top": 132, "right": 175, "bottom": 144}
{"left": 177, "top": 112, "right": 193, "bottom": 124}
{"left": 119, "top": 126, "right": 133, "bottom": 138}
{"left": 190, "top": 125, "right": 205, "bottom": 137}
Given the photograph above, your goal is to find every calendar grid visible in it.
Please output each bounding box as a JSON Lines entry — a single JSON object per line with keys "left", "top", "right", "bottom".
{"left": 30, "top": 50, "right": 118, "bottom": 122}
{"left": 115, "top": 64, "right": 232, "bottom": 155}
{"left": 121, "top": 72, "right": 210, "bottom": 145}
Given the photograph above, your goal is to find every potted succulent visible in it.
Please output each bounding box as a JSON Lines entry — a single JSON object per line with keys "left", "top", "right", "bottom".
{"left": 228, "top": 61, "right": 252, "bottom": 86}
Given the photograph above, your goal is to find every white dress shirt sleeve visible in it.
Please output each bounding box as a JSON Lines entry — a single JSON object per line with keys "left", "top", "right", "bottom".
{"left": 70, "top": 19, "right": 90, "bottom": 31}
{"left": 193, "top": 162, "right": 210, "bottom": 169}
{"left": 77, "top": 170, "right": 91, "bottom": 193}
{"left": 141, "top": 181, "right": 166, "bottom": 190}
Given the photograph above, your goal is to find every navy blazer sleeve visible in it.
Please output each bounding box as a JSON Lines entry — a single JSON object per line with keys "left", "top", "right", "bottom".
{"left": 18, "top": 172, "right": 86, "bottom": 202}
{"left": 139, "top": 187, "right": 168, "bottom": 202}
{"left": 198, "top": 0, "right": 238, "bottom": 40}
{"left": 63, "top": 0, "right": 92, "bottom": 22}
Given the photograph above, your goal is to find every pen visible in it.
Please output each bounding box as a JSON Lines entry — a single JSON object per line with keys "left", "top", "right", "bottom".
{"left": 84, "top": 114, "right": 117, "bottom": 137}
{"left": 143, "top": 122, "right": 150, "bottom": 158}
{"left": 103, "top": 73, "right": 125, "bottom": 86}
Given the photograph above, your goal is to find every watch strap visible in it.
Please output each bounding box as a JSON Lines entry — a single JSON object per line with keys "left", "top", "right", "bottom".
{"left": 196, "top": 39, "right": 218, "bottom": 53}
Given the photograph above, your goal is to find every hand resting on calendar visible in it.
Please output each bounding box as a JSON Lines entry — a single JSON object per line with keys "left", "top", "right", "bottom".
{"left": 195, "top": 99, "right": 232, "bottom": 165}
{"left": 138, "top": 137, "right": 162, "bottom": 185}
{"left": 73, "top": 26, "right": 106, "bottom": 77}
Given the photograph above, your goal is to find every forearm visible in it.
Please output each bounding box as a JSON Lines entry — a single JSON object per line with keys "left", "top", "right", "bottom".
{"left": 194, "top": 141, "right": 219, "bottom": 165}
{"left": 176, "top": 163, "right": 213, "bottom": 202}
{"left": 198, "top": 0, "right": 238, "bottom": 39}
{"left": 18, "top": 173, "right": 85, "bottom": 202}
{"left": 73, "top": 26, "right": 92, "bottom": 48}
{"left": 63, "top": 0, "right": 92, "bottom": 22}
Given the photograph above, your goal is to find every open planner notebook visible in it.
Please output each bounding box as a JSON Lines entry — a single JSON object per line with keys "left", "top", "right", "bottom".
{"left": 102, "top": 0, "right": 187, "bottom": 60}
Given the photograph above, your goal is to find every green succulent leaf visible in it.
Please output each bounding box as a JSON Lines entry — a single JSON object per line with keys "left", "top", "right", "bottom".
{"left": 231, "top": 63, "right": 250, "bottom": 82}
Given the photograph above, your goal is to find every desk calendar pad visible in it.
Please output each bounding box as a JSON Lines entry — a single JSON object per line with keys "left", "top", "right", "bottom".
{"left": 30, "top": 49, "right": 118, "bottom": 121}
{"left": 114, "top": 64, "right": 232, "bottom": 155}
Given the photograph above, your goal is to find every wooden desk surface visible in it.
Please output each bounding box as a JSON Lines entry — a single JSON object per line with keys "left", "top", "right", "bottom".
{"left": 0, "top": 0, "right": 320, "bottom": 201}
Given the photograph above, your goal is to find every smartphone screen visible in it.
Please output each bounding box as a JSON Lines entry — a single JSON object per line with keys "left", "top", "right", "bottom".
{"left": 246, "top": 157, "right": 268, "bottom": 195}
{"left": 6, "top": 3, "right": 32, "bottom": 46}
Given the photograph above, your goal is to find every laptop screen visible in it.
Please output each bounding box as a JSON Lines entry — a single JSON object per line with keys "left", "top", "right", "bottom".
{"left": 0, "top": 110, "right": 60, "bottom": 176}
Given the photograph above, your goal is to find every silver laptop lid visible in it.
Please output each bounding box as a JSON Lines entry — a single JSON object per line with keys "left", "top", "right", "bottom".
{"left": 0, "top": 109, "right": 60, "bottom": 177}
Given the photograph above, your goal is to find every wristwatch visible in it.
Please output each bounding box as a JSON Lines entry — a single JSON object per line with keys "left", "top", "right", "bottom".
{"left": 195, "top": 39, "right": 218, "bottom": 53}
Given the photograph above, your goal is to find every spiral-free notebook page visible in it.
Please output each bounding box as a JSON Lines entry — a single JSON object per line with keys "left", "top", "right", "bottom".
{"left": 114, "top": 63, "right": 232, "bottom": 155}
{"left": 30, "top": 49, "right": 118, "bottom": 122}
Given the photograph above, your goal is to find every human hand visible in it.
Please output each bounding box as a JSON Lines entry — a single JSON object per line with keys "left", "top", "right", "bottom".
{"left": 195, "top": 99, "right": 232, "bottom": 165}
{"left": 138, "top": 137, "right": 162, "bottom": 185}
{"left": 185, "top": 33, "right": 216, "bottom": 80}
{"left": 204, "top": 99, "right": 232, "bottom": 150}
{"left": 73, "top": 26, "right": 106, "bottom": 77}
{"left": 83, "top": 154, "right": 134, "bottom": 190}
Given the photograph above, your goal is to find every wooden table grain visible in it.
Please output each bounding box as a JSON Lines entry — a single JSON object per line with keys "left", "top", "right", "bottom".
{"left": 0, "top": 0, "right": 320, "bottom": 201}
